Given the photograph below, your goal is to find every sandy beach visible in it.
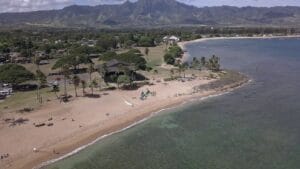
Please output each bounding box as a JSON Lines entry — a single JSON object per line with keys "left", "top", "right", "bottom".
{"left": 2, "top": 34, "right": 293, "bottom": 169}
{"left": 0, "top": 35, "right": 257, "bottom": 169}
{"left": 0, "top": 73, "right": 248, "bottom": 169}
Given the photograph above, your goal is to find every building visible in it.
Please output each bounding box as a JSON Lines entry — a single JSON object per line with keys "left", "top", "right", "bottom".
{"left": 163, "top": 35, "right": 180, "bottom": 44}
{"left": 35, "top": 51, "right": 49, "bottom": 60}
{"left": 10, "top": 52, "right": 30, "bottom": 64}
{"left": 0, "top": 83, "right": 13, "bottom": 99}
{"left": 56, "top": 49, "right": 67, "bottom": 55}
{"left": 0, "top": 53, "right": 9, "bottom": 63}
{"left": 81, "top": 38, "right": 97, "bottom": 47}
{"left": 39, "top": 60, "right": 50, "bottom": 65}
{"left": 98, "top": 59, "right": 136, "bottom": 83}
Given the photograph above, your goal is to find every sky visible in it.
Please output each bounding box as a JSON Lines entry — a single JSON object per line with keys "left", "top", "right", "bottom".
{"left": 1, "top": 0, "right": 300, "bottom": 13}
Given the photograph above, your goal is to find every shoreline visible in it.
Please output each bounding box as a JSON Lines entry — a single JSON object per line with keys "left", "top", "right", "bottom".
{"left": 178, "top": 35, "right": 300, "bottom": 62}
{"left": 2, "top": 78, "right": 250, "bottom": 169}
{"left": 1, "top": 37, "right": 250, "bottom": 169}
{"left": 39, "top": 76, "right": 250, "bottom": 169}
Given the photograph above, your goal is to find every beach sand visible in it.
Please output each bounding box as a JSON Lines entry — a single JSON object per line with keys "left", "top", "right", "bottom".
{"left": 0, "top": 35, "right": 259, "bottom": 169}
{"left": 0, "top": 75, "right": 248, "bottom": 169}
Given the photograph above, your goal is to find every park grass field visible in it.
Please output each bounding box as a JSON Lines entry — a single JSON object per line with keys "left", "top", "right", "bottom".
{"left": 0, "top": 46, "right": 168, "bottom": 115}
{"left": 0, "top": 87, "right": 56, "bottom": 114}
{"left": 136, "top": 44, "right": 167, "bottom": 67}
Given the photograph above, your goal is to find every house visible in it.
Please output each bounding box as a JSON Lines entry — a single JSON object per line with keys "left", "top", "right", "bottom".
{"left": 56, "top": 49, "right": 67, "bottom": 55}
{"left": 163, "top": 35, "right": 180, "bottom": 44}
{"left": 42, "top": 39, "right": 50, "bottom": 44}
{"left": 0, "top": 83, "right": 13, "bottom": 99}
{"left": 10, "top": 52, "right": 30, "bottom": 64}
{"left": 35, "top": 51, "right": 49, "bottom": 60}
{"left": 0, "top": 53, "right": 9, "bottom": 63}
{"left": 88, "top": 53, "right": 100, "bottom": 58}
{"left": 9, "top": 52, "right": 21, "bottom": 60}
{"left": 39, "top": 60, "right": 50, "bottom": 65}
{"left": 55, "top": 40, "right": 62, "bottom": 44}
{"left": 98, "top": 59, "right": 136, "bottom": 83}
{"left": 105, "top": 59, "right": 135, "bottom": 74}
{"left": 81, "top": 39, "right": 97, "bottom": 47}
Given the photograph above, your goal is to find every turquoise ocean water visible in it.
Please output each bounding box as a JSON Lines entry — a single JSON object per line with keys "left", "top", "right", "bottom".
{"left": 47, "top": 38, "right": 300, "bottom": 169}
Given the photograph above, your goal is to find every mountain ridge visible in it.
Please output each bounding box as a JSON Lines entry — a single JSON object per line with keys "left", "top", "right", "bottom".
{"left": 1, "top": 0, "right": 300, "bottom": 28}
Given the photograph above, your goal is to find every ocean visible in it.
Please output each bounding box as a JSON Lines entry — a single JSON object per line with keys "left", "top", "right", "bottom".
{"left": 46, "top": 38, "right": 300, "bottom": 169}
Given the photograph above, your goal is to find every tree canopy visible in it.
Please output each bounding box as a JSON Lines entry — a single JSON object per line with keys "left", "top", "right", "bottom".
{"left": 137, "top": 36, "right": 155, "bottom": 47}
{"left": 100, "top": 49, "right": 147, "bottom": 70}
{"left": 164, "top": 45, "right": 183, "bottom": 65}
{"left": 117, "top": 75, "right": 131, "bottom": 87}
{"left": 0, "top": 64, "right": 35, "bottom": 86}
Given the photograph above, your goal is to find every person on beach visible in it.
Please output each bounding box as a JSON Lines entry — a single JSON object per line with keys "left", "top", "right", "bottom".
{"left": 33, "top": 148, "right": 38, "bottom": 153}
{"left": 53, "top": 149, "right": 59, "bottom": 154}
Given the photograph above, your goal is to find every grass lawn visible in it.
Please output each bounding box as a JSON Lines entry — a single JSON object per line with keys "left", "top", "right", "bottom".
{"left": 136, "top": 44, "right": 167, "bottom": 67}
{"left": 0, "top": 87, "right": 57, "bottom": 114}
{"left": 0, "top": 45, "right": 168, "bottom": 115}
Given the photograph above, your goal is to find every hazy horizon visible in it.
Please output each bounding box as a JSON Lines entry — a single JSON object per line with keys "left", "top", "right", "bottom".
{"left": 1, "top": 0, "right": 300, "bottom": 13}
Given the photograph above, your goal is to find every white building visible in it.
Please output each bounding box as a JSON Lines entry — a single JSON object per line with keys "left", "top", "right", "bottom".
{"left": 163, "top": 35, "right": 180, "bottom": 44}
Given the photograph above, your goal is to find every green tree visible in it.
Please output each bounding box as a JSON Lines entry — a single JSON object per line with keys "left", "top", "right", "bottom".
{"left": 0, "top": 64, "right": 35, "bottom": 88}
{"left": 208, "top": 55, "right": 221, "bottom": 72}
{"left": 179, "top": 62, "right": 189, "bottom": 78}
{"left": 117, "top": 75, "right": 131, "bottom": 89}
{"left": 191, "top": 57, "right": 201, "bottom": 69}
{"left": 52, "top": 57, "right": 71, "bottom": 97}
{"left": 72, "top": 75, "right": 80, "bottom": 97}
{"left": 145, "top": 47, "right": 149, "bottom": 56}
{"left": 100, "top": 49, "right": 146, "bottom": 70}
{"left": 81, "top": 80, "right": 87, "bottom": 96}
{"left": 164, "top": 53, "right": 175, "bottom": 65}
{"left": 100, "top": 51, "right": 117, "bottom": 61}
{"left": 200, "top": 57, "right": 207, "bottom": 67}
{"left": 164, "top": 45, "right": 183, "bottom": 65}
{"left": 97, "top": 35, "right": 117, "bottom": 51}
{"left": 137, "top": 36, "right": 155, "bottom": 47}
{"left": 34, "top": 55, "right": 44, "bottom": 103}
{"left": 170, "top": 69, "right": 175, "bottom": 79}
{"left": 88, "top": 62, "right": 95, "bottom": 93}
{"left": 36, "top": 70, "right": 47, "bottom": 87}
{"left": 89, "top": 78, "right": 98, "bottom": 95}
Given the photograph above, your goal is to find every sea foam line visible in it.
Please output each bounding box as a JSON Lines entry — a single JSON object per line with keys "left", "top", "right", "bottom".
{"left": 36, "top": 106, "right": 174, "bottom": 168}
{"left": 36, "top": 79, "right": 251, "bottom": 169}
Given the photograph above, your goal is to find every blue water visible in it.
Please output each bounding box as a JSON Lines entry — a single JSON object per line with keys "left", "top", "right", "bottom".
{"left": 47, "top": 38, "right": 300, "bottom": 169}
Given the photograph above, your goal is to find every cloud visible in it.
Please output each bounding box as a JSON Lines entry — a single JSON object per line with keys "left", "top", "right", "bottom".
{"left": 0, "top": 0, "right": 73, "bottom": 13}
{"left": 0, "top": 0, "right": 138, "bottom": 13}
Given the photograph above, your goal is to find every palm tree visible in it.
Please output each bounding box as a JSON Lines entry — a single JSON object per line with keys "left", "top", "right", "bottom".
{"left": 95, "top": 77, "right": 103, "bottom": 91}
{"left": 72, "top": 75, "right": 80, "bottom": 97}
{"left": 170, "top": 69, "right": 175, "bottom": 79}
{"left": 200, "top": 57, "right": 207, "bottom": 68}
{"left": 208, "top": 55, "right": 220, "bottom": 72}
{"left": 88, "top": 62, "right": 95, "bottom": 93}
{"left": 191, "top": 57, "right": 200, "bottom": 70}
{"left": 35, "top": 69, "right": 47, "bottom": 103}
{"left": 179, "top": 63, "right": 189, "bottom": 78}
{"left": 33, "top": 54, "right": 42, "bottom": 103}
{"left": 98, "top": 63, "right": 108, "bottom": 86}
{"left": 52, "top": 57, "right": 71, "bottom": 97}
{"left": 81, "top": 80, "right": 87, "bottom": 96}
{"left": 90, "top": 78, "right": 98, "bottom": 95}
{"left": 145, "top": 47, "right": 149, "bottom": 56}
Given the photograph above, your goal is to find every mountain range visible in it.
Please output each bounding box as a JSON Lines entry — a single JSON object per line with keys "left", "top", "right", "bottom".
{"left": 1, "top": 0, "right": 300, "bottom": 28}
